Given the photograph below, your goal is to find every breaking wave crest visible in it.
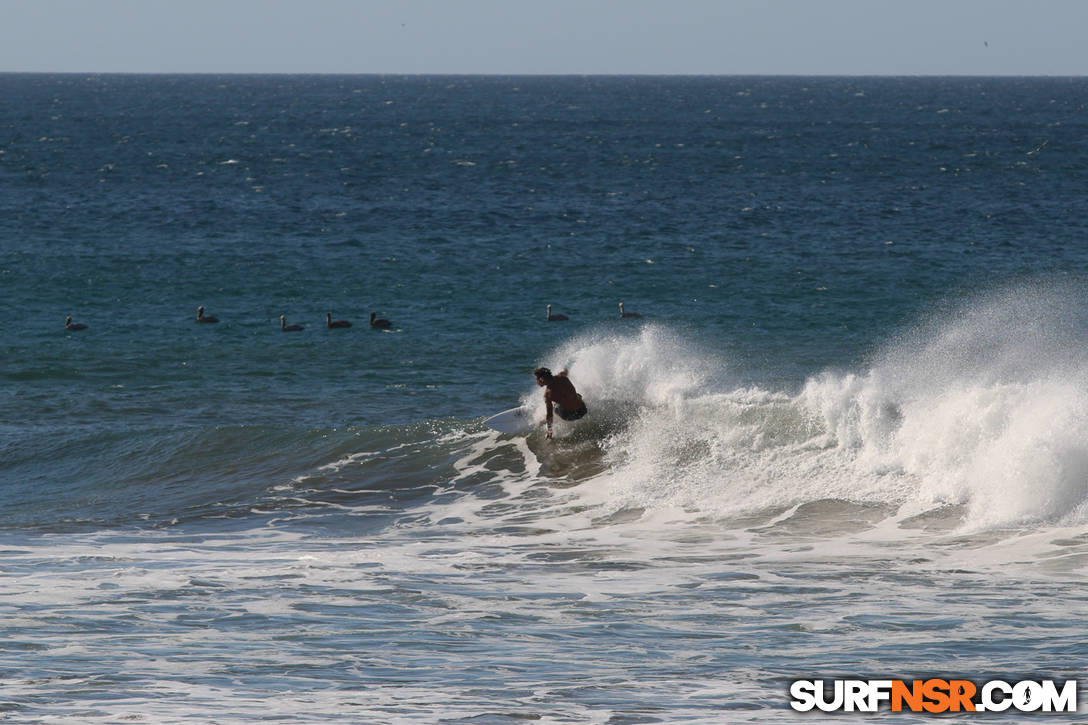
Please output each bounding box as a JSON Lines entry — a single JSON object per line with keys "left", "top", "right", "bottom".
{"left": 535, "top": 282, "right": 1088, "bottom": 532}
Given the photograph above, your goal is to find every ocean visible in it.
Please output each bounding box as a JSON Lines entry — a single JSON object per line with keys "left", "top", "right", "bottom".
{"left": 3, "top": 73, "right": 1088, "bottom": 723}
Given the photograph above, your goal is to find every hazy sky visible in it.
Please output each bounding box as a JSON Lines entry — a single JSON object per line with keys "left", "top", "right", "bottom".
{"left": 2, "top": 0, "right": 1086, "bottom": 75}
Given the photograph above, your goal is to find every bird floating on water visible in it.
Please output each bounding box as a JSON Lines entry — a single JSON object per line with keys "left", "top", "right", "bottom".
{"left": 619, "top": 302, "right": 642, "bottom": 318}
{"left": 196, "top": 306, "right": 219, "bottom": 323}
{"left": 65, "top": 316, "right": 87, "bottom": 331}
{"left": 546, "top": 304, "right": 568, "bottom": 321}
{"left": 326, "top": 312, "right": 351, "bottom": 328}
{"left": 280, "top": 315, "right": 304, "bottom": 331}
{"left": 370, "top": 312, "right": 392, "bottom": 329}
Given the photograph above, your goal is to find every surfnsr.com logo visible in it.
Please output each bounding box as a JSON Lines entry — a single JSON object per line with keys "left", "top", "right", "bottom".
{"left": 789, "top": 679, "right": 1078, "bottom": 713}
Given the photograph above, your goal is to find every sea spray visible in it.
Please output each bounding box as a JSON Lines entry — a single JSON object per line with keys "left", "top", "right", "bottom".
{"left": 531, "top": 325, "right": 717, "bottom": 412}
{"left": 830, "top": 282, "right": 1088, "bottom": 529}
{"left": 535, "top": 284, "right": 1088, "bottom": 530}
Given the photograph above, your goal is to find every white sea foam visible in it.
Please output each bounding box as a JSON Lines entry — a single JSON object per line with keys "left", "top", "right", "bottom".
{"left": 527, "top": 284, "right": 1088, "bottom": 533}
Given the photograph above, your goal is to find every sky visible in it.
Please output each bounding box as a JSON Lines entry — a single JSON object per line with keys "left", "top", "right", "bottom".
{"left": 2, "top": 0, "right": 1086, "bottom": 76}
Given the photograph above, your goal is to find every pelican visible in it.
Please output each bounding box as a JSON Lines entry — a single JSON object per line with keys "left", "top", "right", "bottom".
{"left": 196, "top": 306, "right": 219, "bottom": 323}
{"left": 546, "top": 304, "right": 568, "bottom": 321}
{"left": 280, "top": 314, "right": 304, "bottom": 331}
{"left": 370, "top": 312, "right": 392, "bottom": 329}
{"left": 64, "top": 316, "right": 87, "bottom": 331}
{"left": 326, "top": 312, "right": 351, "bottom": 329}
{"left": 619, "top": 302, "right": 642, "bottom": 318}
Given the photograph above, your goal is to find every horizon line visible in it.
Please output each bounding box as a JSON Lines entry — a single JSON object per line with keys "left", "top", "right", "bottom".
{"left": 2, "top": 70, "right": 1086, "bottom": 79}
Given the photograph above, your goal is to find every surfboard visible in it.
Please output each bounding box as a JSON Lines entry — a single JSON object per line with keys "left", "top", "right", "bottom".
{"left": 483, "top": 406, "right": 538, "bottom": 434}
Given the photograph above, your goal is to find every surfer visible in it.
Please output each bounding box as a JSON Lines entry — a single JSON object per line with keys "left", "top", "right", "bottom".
{"left": 534, "top": 367, "right": 587, "bottom": 438}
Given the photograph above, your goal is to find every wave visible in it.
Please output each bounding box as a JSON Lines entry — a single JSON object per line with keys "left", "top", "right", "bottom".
{"left": 11, "top": 281, "right": 1088, "bottom": 542}
{"left": 0, "top": 419, "right": 476, "bottom": 532}
{"left": 532, "top": 281, "right": 1088, "bottom": 533}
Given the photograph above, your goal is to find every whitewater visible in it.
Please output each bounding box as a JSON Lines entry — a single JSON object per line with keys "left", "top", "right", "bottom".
{"left": 528, "top": 282, "right": 1088, "bottom": 535}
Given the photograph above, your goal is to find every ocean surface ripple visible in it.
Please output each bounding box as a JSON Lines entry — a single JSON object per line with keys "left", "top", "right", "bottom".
{"left": 3, "top": 74, "right": 1088, "bottom": 723}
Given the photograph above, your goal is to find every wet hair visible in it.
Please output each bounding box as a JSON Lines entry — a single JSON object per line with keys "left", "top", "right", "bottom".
{"left": 534, "top": 367, "right": 553, "bottom": 381}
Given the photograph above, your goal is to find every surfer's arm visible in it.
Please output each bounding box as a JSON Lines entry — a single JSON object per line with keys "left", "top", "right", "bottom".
{"left": 543, "top": 391, "right": 554, "bottom": 437}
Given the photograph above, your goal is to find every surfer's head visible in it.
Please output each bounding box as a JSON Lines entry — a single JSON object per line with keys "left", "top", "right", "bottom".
{"left": 534, "top": 367, "right": 553, "bottom": 385}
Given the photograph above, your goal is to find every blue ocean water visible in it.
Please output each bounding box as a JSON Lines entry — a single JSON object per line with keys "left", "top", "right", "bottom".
{"left": 4, "top": 74, "right": 1088, "bottom": 722}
